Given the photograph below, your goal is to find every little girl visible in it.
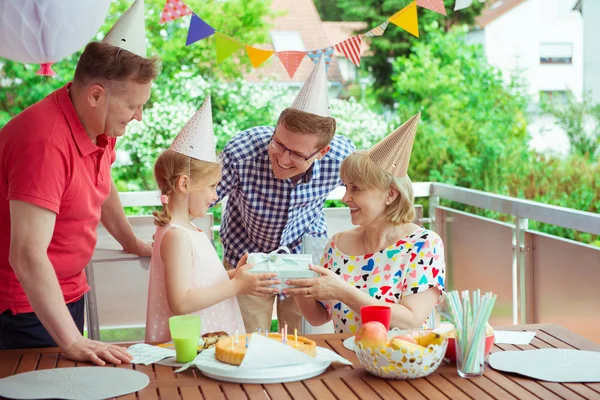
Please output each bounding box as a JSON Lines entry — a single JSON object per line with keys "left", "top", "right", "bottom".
{"left": 145, "top": 98, "right": 279, "bottom": 342}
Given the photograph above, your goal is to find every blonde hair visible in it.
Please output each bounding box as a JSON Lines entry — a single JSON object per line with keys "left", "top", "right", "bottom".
{"left": 153, "top": 150, "right": 221, "bottom": 226}
{"left": 276, "top": 108, "right": 336, "bottom": 149}
{"left": 340, "top": 151, "right": 415, "bottom": 225}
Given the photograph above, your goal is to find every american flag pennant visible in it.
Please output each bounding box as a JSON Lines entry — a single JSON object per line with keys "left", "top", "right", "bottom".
{"left": 365, "top": 21, "right": 390, "bottom": 37}
{"left": 334, "top": 35, "right": 362, "bottom": 67}
{"left": 160, "top": 0, "right": 192, "bottom": 24}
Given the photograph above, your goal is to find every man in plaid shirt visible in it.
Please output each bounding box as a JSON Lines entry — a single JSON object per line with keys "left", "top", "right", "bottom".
{"left": 215, "top": 58, "right": 355, "bottom": 333}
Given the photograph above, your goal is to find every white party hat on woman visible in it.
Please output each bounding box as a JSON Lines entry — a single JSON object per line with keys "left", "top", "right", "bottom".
{"left": 169, "top": 97, "right": 217, "bottom": 162}
{"left": 102, "top": 0, "right": 147, "bottom": 58}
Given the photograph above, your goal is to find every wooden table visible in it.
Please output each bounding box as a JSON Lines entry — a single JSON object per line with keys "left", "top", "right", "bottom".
{"left": 1, "top": 324, "right": 599, "bottom": 399}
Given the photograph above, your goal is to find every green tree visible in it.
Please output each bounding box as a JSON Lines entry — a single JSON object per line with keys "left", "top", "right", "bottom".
{"left": 333, "top": 0, "right": 485, "bottom": 107}
{"left": 541, "top": 92, "right": 600, "bottom": 157}
{"left": 391, "top": 24, "right": 598, "bottom": 244}
{"left": 0, "top": 0, "right": 275, "bottom": 127}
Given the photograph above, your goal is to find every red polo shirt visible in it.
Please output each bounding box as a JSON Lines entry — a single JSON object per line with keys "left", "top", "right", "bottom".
{"left": 0, "top": 84, "right": 116, "bottom": 314}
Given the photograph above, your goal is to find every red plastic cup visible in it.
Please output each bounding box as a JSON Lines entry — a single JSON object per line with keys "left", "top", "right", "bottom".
{"left": 360, "top": 305, "right": 391, "bottom": 330}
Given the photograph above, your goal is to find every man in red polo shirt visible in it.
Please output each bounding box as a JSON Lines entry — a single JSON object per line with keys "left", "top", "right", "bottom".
{"left": 0, "top": 0, "right": 159, "bottom": 366}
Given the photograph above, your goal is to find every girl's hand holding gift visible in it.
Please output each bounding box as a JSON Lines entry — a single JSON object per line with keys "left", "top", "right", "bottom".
{"left": 233, "top": 260, "right": 280, "bottom": 297}
{"left": 283, "top": 264, "right": 344, "bottom": 301}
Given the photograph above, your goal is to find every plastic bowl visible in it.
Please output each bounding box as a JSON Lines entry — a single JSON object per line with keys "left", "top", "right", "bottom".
{"left": 355, "top": 331, "right": 448, "bottom": 380}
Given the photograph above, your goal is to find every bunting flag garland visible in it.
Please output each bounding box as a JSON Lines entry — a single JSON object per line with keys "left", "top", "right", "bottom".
{"left": 277, "top": 51, "right": 306, "bottom": 78}
{"left": 186, "top": 13, "right": 215, "bottom": 46}
{"left": 245, "top": 46, "right": 274, "bottom": 68}
{"left": 416, "top": 0, "right": 447, "bottom": 16}
{"left": 307, "top": 47, "right": 334, "bottom": 72}
{"left": 334, "top": 35, "right": 362, "bottom": 67}
{"left": 160, "top": 0, "right": 192, "bottom": 24}
{"left": 454, "top": 0, "right": 474, "bottom": 11}
{"left": 160, "top": 0, "right": 485, "bottom": 74}
{"left": 365, "top": 20, "right": 389, "bottom": 37}
{"left": 215, "top": 32, "right": 243, "bottom": 63}
{"left": 389, "top": 1, "right": 420, "bottom": 38}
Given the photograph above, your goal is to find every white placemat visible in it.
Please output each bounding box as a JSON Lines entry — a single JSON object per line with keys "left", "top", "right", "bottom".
{"left": 489, "top": 349, "right": 600, "bottom": 382}
{"left": 0, "top": 367, "right": 149, "bottom": 400}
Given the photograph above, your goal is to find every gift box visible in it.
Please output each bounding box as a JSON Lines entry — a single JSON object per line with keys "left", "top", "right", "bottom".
{"left": 247, "top": 247, "right": 315, "bottom": 293}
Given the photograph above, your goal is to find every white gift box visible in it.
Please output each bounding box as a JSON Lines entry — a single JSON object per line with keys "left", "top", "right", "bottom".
{"left": 247, "top": 247, "right": 315, "bottom": 292}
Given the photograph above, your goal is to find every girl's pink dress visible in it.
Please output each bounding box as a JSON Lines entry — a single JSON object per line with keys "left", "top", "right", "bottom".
{"left": 145, "top": 223, "right": 245, "bottom": 342}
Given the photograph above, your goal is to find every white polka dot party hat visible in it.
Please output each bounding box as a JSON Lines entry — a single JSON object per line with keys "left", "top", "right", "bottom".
{"left": 102, "top": 0, "right": 147, "bottom": 58}
{"left": 290, "top": 54, "right": 331, "bottom": 117}
{"left": 368, "top": 112, "right": 421, "bottom": 178}
{"left": 169, "top": 97, "right": 217, "bottom": 162}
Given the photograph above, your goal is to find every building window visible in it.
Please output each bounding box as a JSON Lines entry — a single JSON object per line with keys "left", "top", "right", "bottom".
{"left": 539, "top": 90, "right": 569, "bottom": 105}
{"left": 270, "top": 31, "right": 305, "bottom": 52}
{"left": 540, "top": 43, "right": 573, "bottom": 64}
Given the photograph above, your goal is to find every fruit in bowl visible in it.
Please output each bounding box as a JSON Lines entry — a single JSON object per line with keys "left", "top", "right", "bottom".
{"left": 445, "top": 323, "right": 494, "bottom": 363}
{"left": 355, "top": 321, "right": 388, "bottom": 350}
{"left": 355, "top": 328, "right": 449, "bottom": 379}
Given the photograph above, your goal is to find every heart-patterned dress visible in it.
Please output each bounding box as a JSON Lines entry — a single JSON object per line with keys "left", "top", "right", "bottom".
{"left": 321, "top": 227, "right": 446, "bottom": 334}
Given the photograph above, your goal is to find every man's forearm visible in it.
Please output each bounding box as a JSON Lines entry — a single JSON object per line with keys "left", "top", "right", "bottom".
{"left": 12, "top": 255, "right": 82, "bottom": 350}
{"left": 100, "top": 180, "right": 137, "bottom": 251}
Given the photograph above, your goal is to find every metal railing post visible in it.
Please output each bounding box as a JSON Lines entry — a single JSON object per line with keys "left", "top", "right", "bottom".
{"left": 516, "top": 217, "right": 529, "bottom": 325}
{"left": 428, "top": 187, "right": 440, "bottom": 329}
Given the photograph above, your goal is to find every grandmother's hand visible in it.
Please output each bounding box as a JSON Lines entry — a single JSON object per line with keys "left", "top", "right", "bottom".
{"left": 283, "top": 265, "right": 346, "bottom": 301}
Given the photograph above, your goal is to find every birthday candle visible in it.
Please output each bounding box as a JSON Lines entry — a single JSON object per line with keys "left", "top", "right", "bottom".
{"left": 235, "top": 329, "right": 239, "bottom": 343}
{"left": 258, "top": 328, "right": 261, "bottom": 336}
{"left": 284, "top": 322, "right": 288, "bottom": 338}
{"left": 294, "top": 328, "right": 298, "bottom": 347}
{"left": 245, "top": 336, "right": 249, "bottom": 348}
{"left": 230, "top": 338, "right": 234, "bottom": 350}
{"left": 281, "top": 328, "right": 285, "bottom": 344}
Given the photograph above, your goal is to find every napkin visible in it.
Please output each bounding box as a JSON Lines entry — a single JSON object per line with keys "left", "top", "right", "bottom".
{"left": 127, "top": 343, "right": 175, "bottom": 365}
{"left": 239, "top": 334, "right": 315, "bottom": 368}
{"left": 493, "top": 331, "right": 536, "bottom": 345}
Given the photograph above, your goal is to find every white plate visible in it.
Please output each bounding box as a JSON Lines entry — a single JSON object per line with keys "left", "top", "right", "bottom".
{"left": 193, "top": 347, "right": 333, "bottom": 384}
{"left": 342, "top": 328, "right": 411, "bottom": 352}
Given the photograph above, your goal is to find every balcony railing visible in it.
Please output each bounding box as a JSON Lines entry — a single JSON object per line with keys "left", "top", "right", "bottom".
{"left": 87, "top": 182, "right": 600, "bottom": 343}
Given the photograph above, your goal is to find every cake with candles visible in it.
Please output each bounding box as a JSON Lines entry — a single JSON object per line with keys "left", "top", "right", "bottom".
{"left": 215, "top": 332, "right": 317, "bottom": 365}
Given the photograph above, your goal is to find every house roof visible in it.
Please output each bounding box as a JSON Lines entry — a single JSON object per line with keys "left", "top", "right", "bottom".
{"left": 475, "top": 0, "right": 529, "bottom": 28}
{"left": 244, "top": 0, "right": 354, "bottom": 84}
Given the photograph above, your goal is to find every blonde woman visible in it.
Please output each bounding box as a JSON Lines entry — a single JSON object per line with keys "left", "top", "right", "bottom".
{"left": 284, "top": 114, "right": 446, "bottom": 334}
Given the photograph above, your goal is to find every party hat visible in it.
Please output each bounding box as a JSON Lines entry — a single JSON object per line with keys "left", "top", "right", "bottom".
{"left": 290, "top": 55, "right": 330, "bottom": 117}
{"left": 169, "top": 97, "right": 216, "bottom": 162}
{"left": 368, "top": 113, "right": 421, "bottom": 178}
{"left": 102, "top": 0, "right": 147, "bottom": 58}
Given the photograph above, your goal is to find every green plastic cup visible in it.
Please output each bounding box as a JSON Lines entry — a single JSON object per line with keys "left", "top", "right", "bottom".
{"left": 168, "top": 315, "right": 201, "bottom": 363}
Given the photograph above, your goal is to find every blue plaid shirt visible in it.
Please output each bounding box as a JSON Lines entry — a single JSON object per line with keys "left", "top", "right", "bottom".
{"left": 216, "top": 126, "right": 355, "bottom": 267}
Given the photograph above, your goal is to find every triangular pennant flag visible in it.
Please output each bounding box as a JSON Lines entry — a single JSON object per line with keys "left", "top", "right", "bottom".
{"left": 277, "top": 51, "right": 306, "bottom": 79}
{"left": 416, "top": 0, "right": 447, "bottom": 16}
{"left": 306, "top": 47, "right": 334, "bottom": 72}
{"left": 186, "top": 13, "right": 215, "bottom": 46}
{"left": 102, "top": 0, "right": 147, "bottom": 58}
{"left": 454, "top": 0, "right": 473, "bottom": 11}
{"left": 389, "top": 1, "right": 420, "bottom": 38}
{"left": 215, "top": 33, "right": 243, "bottom": 64}
{"left": 245, "top": 46, "right": 274, "bottom": 68}
{"left": 368, "top": 113, "right": 421, "bottom": 178}
{"left": 160, "top": 0, "right": 192, "bottom": 24}
{"left": 365, "top": 21, "right": 389, "bottom": 37}
{"left": 169, "top": 97, "right": 216, "bottom": 162}
{"left": 290, "top": 55, "right": 330, "bottom": 117}
{"left": 334, "top": 35, "right": 362, "bottom": 67}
